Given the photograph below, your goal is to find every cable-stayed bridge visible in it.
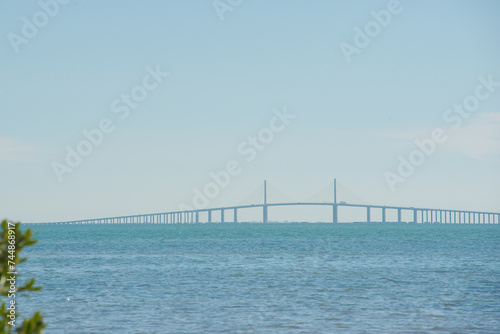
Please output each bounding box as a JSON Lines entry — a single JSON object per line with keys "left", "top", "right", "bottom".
{"left": 43, "top": 180, "right": 500, "bottom": 225}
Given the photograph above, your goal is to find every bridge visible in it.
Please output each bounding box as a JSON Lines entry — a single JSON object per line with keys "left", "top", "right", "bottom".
{"left": 45, "top": 180, "right": 500, "bottom": 225}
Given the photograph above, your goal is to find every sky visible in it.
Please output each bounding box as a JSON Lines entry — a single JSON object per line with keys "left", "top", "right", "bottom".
{"left": 1, "top": 0, "right": 499, "bottom": 223}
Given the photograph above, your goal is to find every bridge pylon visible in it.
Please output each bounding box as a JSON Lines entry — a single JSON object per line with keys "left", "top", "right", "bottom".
{"left": 263, "top": 180, "right": 268, "bottom": 223}
{"left": 333, "top": 178, "right": 338, "bottom": 223}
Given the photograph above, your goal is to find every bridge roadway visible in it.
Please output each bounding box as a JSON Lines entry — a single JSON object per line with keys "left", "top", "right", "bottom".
{"left": 45, "top": 202, "right": 500, "bottom": 225}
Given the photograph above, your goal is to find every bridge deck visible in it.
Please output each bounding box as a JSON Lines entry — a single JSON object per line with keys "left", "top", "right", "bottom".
{"left": 43, "top": 202, "right": 500, "bottom": 225}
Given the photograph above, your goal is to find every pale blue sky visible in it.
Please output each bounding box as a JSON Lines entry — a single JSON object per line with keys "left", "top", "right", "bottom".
{"left": 1, "top": 0, "right": 499, "bottom": 223}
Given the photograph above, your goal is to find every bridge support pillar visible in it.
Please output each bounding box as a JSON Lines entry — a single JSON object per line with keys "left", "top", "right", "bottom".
{"left": 234, "top": 208, "right": 237, "bottom": 223}
{"left": 413, "top": 209, "right": 417, "bottom": 223}
{"left": 221, "top": 209, "right": 224, "bottom": 223}
{"left": 196, "top": 211, "right": 199, "bottom": 223}
{"left": 382, "top": 208, "right": 386, "bottom": 223}
{"left": 208, "top": 210, "right": 212, "bottom": 223}
{"left": 333, "top": 204, "right": 338, "bottom": 223}
{"left": 263, "top": 205, "right": 268, "bottom": 223}
{"left": 398, "top": 208, "right": 401, "bottom": 223}
{"left": 366, "top": 206, "right": 370, "bottom": 223}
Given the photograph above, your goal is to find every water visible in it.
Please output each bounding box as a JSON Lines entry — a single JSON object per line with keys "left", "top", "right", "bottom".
{"left": 18, "top": 223, "right": 500, "bottom": 333}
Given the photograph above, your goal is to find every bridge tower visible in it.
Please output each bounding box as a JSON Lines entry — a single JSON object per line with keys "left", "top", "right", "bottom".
{"left": 334, "top": 178, "right": 337, "bottom": 204}
{"left": 333, "top": 178, "right": 338, "bottom": 223}
{"left": 263, "top": 180, "right": 268, "bottom": 223}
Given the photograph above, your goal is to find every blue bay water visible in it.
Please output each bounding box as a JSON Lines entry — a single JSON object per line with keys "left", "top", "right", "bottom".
{"left": 18, "top": 223, "right": 500, "bottom": 333}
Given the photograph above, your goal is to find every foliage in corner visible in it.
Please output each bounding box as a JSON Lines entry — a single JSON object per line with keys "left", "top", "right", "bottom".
{"left": 0, "top": 220, "right": 45, "bottom": 334}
